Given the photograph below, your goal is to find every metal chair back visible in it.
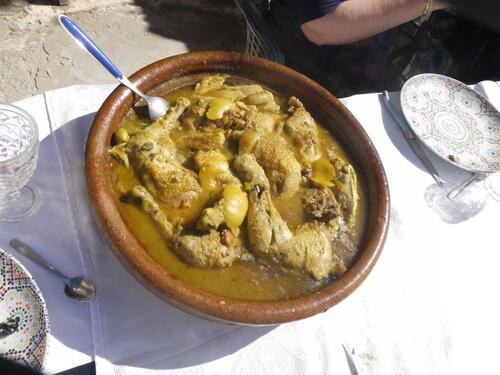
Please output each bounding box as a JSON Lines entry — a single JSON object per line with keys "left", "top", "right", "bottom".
{"left": 234, "top": 0, "right": 284, "bottom": 64}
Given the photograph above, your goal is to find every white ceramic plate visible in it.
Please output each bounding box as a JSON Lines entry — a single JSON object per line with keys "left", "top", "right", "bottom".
{"left": 400, "top": 73, "right": 500, "bottom": 173}
{"left": 0, "top": 248, "right": 49, "bottom": 371}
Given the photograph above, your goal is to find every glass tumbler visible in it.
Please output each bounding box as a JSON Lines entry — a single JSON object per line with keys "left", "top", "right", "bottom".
{"left": 0, "top": 104, "right": 40, "bottom": 222}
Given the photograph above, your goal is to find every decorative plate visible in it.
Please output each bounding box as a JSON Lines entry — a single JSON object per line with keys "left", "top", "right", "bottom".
{"left": 400, "top": 73, "right": 500, "bottom": 173}
{"left": 0, "top": 248, "right": 49, "bottom": 370}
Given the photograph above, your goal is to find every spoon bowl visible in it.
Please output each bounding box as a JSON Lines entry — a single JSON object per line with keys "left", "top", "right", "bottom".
{"left": 10, "top": 239, "right": 96, "bottom": 301}
{"left": 64, "top": 277, "right": 96, "bottom": 301}
{"left": 145, "top": 96, "right": 170, "bottom": 120}
{"left": 117, "top": 76, "right": 170, "bottom": 120}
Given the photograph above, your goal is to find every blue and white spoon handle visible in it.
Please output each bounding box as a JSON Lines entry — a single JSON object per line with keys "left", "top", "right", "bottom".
{"left": 59, "top": 14, "right": 123, "bottom": 80}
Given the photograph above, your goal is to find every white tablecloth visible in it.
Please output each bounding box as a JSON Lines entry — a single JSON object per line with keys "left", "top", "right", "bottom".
{"left": 1, "top": 82, "right": 499, "bottom": 375}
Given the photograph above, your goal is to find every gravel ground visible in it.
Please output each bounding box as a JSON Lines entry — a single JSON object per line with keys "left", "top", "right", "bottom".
{"left": 0, "top": 0, "right": 245, "bottom": 102}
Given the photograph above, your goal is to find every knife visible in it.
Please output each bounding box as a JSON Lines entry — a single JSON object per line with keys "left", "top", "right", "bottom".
{"left": 342, "top": 344, "right": 359, "bottom": 375}
{"left": 381, "top": 91, "right": 444, "bottom": 188}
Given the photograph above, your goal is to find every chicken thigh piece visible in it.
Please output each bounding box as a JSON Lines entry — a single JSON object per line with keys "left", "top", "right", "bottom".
{"left": 117, "top": 97, "right": 203, "bottom": 207}
{"left": 239, "top": 130, "right": 302, "bottom": 196}
{"left": 130, "top": 186, "right": 247, "bottom": 268}
{"left": 302, "top": 187, "right": 341, "bottom": 221}
{"left": 232, "top": 153, "right": 270, "bottom": 190}
{"left": 284, "top": 96, "right": 321, "bottom": 163}
{"left": 233, "top": 154, "right": 344, "bottom": 280}
{"left": 277, "top": 220, "right": 341, "bottom": 281}
{"left": 181, "top": 96, "right": 211, "bottom": 129}
{"left": 328, "top": 152, "right": 359, "bottom": 225}
{"left": 196, "top": 199, "right": 225, "bottom": 232}
{"left": 109, "top": 99, "right": 190, "bottom": 168}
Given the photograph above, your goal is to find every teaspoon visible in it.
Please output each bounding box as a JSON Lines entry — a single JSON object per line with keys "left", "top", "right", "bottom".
{"left": 9, "top": 239, "right": 96, "bottom": 301}
{"left": 58, "top": 15, "right": 169, "bottom": 120}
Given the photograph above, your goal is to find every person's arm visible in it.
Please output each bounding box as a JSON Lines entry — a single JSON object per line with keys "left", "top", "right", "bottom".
{"left": 301, "top": 0, "right": 448, "bottom": 45}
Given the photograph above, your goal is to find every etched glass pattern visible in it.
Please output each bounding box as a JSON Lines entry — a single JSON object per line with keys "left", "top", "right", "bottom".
{"left": 0, "top": 104, "right": 39, "bottom": 221}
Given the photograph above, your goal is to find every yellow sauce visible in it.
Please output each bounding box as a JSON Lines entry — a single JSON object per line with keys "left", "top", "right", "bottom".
{"left": 111, "top": 83, "right": 366, "bottom": 301}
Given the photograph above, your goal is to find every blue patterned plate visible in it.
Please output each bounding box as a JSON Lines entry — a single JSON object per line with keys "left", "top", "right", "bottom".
{"left": 0, "top": 248, "right": 49, "bottom": 371}
{"left": 400, "top": 74, "right": 500, "bottom": 173}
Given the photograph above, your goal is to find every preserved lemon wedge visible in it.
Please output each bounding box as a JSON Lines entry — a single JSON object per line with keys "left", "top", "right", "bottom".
{"left": 311, "top": 159, "right": 335, "bottom": 187}
{"left": 199, "top": 160, "right": 229, "bottom": 192}
{"left": 223, "top": 184, "right": 248, "bottom": 229}
{"left": 206, "top": 98, "right": 234, "bottom": 120}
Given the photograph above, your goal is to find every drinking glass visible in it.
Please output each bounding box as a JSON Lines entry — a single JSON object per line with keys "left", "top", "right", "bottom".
{"left": 0, "top": 104, "right": 40, "bottom": 222}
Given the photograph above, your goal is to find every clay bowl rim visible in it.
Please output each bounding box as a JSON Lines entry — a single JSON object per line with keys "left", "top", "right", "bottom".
{"left": 85, "top": 51, "right": 390, "bottom": 325}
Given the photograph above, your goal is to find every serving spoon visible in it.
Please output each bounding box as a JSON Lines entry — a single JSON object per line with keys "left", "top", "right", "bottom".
{"left": 9, "top": 239, "right": 96, "bottom": 301}
{"left": 58, "top": 15, "right": 169, "bottom": 120}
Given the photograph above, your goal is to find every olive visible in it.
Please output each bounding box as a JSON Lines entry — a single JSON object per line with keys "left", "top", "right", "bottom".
{"left": 115, "top": 128, "right": 130, "bottom": 144}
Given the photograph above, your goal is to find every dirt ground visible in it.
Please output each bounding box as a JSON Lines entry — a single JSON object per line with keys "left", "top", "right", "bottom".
{"left": 0, "top": 0, "right": 245, "bottom": 102}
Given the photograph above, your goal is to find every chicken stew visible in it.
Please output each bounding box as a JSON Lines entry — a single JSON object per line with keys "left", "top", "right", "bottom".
{"left": 109, "top": 75, "right": 365, "bottom": 301}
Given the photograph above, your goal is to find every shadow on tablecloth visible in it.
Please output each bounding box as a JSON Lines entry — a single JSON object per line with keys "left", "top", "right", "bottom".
{"left": 0, "top": 118, "right": 96, "bottom": 367}
{"left": 379, "top": 92, "right": 489, "bottom": 224}
{"left": 51, "top": 113, "right": 274, "bottom": 371}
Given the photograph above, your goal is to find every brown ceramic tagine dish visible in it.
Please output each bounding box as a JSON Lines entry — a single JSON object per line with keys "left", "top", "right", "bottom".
{"left": 85, "top": 51, "right": 389, "bottom": 325}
